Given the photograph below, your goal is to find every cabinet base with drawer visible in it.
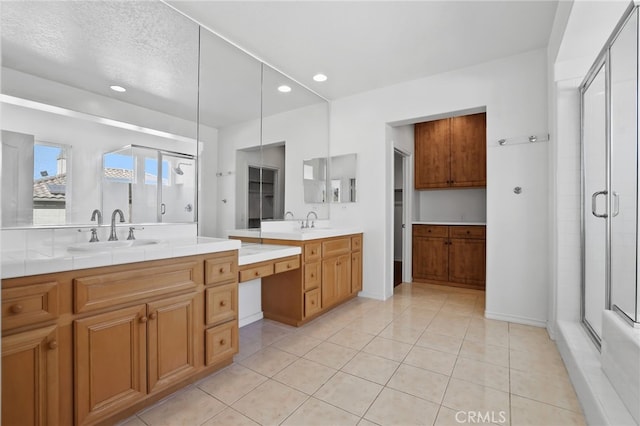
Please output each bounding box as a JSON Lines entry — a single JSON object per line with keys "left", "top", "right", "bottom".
{"left": 261, "top": 233, "right": 363, "bottom": 326}
{"left": 2, "top": 249, "right": 239, "bottom": 426}
{"left": 413, "top": 225, "right": 485, "bottom": 290}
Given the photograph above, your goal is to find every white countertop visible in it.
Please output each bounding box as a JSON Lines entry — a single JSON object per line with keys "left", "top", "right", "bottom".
{"left": 228, "top": 227, "right": 363, "bottom": 241}
{"left": 239, "top": 243, "right": 301, "bottom": 266}
{"left": 2, "top": 237, "right": 241, "bottom": 279}
{"left": 413, "top": 221, "right": 486, "bottom": 226}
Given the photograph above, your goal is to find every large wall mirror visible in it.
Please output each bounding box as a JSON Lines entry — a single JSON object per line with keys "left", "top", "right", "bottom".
{"left": 0, "top": 1, "right": 199, "bottom": 227}
{"left": 1, "top": 1, "right": 330, "bottom": 237}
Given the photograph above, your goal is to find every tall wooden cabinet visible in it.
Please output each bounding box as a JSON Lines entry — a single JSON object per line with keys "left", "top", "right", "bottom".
{"left": 415, "top": 112, "right": 486, "bottom": 189}
{"left": 413, "top": 224, "right": 486, "bottom": 290}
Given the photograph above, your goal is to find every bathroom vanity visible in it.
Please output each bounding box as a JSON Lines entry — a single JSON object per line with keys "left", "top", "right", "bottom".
{"left": 1, "top": 238, "right": 242, "bottom": 426}
{"left": 229, "top": 228, "right": 363, "bottom": 326}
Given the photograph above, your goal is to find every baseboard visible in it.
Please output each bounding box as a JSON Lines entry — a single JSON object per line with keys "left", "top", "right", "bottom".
{"left": 357, "top": 290, "right": 386, "bottom": 301}
{"left": 239, "top": 312, "right": 263, "bottom": 328}
{"left": 484, "top": 310, "right": 547, "bottom": 328}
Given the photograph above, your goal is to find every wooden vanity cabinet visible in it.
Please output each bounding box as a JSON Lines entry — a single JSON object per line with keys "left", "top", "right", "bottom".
{"left": 414, "top": 112, "right": 486, "bottom": 189}
{"left": 1, "top": 249, "right": 239, "bottom": 426}
{"left": 413, "top": 225, "right": 485, "bottom": 290}
{"left": 262, "top": 233, "right": 363, "bottom": 326}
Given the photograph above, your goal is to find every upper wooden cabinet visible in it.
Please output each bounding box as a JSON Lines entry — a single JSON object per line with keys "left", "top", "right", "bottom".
{"left": 415, "top": 112, "right": 486, "bottom": 189}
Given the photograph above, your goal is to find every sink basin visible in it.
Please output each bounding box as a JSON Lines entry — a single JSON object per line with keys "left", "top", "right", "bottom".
{"left": 68, "top": 239, "right": 161, "bottom": 253}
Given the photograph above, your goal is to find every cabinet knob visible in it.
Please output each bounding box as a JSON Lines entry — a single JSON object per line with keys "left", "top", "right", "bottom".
{"left": 466, "top": 231, "right": 470, "bottom": 234}
{"left": 219, "top": 267, "right": 225, "bottom": 274}
{"left": 219, "top": 339, "right": 226, "bottom": 346}
{"left": 220, "top": 300, "right": 226, "bottom": 307}
{"left": 336, "top": 261, "right": 341, "bottom": 266}
{"left": 428, "top": 229, "right": 431, "bottom": 233}
{"left": 311, "top": 300, "right": 315, "bottom": 305}
{"left": 140, "top": 316, "right": 148, "bottom": 323}
{"left": 254, "top": 271, "right": 260, "bottom": 277}
{"left": 310, "top": 273, "right": 314, "bottom": 278}
{"left": 149, "top": 312, "right": 157, "bottom": 320}
{"left": 48, "top": 341, "right": 58, "bottom": 350}
{"left": 286, "top": 264, "right": 291, "bottom": 269}
{"left": 10, "top": 304, "right": 23, "bottom": 314}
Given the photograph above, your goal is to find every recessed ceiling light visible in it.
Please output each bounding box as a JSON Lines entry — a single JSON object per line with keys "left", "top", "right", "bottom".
{"left": 313, "top": 73, "right": 328, "bottom": 82}
{"left": 110, "top": 85, "right": 126, "bottom": 92}
{"left": 277, "top": 85, "right": 292, "bottom": 93}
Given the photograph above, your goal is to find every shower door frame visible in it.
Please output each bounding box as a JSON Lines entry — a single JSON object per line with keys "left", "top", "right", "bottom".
{"left": 580, "top": 2, "right": 640, "bottom": 349}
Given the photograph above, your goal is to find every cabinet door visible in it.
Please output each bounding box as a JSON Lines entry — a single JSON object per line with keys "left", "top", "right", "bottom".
{"left": 2, "top": 325, "right": 58, "bottom": 426}
{"left": 450, "top": 113, "right": 486, "bottom": 187}
{"left": 414, "top": 119, "right": 450, "bottom": 189}
{"left": 75, "top": 304, "right": 147, "bottom": 425}
{"left": 351, "top": 250, "right": 362, "bottom": 293}
{"left": 337, "top": 254, "right": 352, "bottom": 300}
{"left": 147, "top": 293, "right": 197, "bottom": 394}
{"left": 321, "top": 258, "right": 338, "bottom": 307}
{"left": 449, "top": 238, "right": 486, "bottom": 286}
{"left": 412, "top": 236, "right": 448, "bottom": 281}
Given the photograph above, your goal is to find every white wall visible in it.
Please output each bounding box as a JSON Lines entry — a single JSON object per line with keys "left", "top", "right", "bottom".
{"left": 330, "top": 48, "right": 550, "bottom": 324}
{"left": 416, "top": 189, "right": 487, "bottom": 223}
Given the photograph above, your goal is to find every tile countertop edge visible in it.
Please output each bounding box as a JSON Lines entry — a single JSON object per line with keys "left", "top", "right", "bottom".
{"left": 238, "top": 244, "right": 302, "bottom": 266}
{"left": 228, "top": 227, "right": 364, "bottom": 241}
{"left": 1, "top": 237, "right": 242, "bottom": 280}
{"left": 412, "top": 221, "right": 486, "bottom": 226}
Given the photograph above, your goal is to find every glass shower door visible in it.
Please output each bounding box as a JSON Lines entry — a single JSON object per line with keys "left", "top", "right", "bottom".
{"left": 610, "top": 10, "right": 639, "bottom": 323}
{"left": 582, "top": 63, "right": 608, "bottom": 342}
{"left": 160, "top": 153, "right": 196, "bottom": 223}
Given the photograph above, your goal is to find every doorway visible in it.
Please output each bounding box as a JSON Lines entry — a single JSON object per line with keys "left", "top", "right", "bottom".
{"left": 394, "top": 149, "right": 410, "bottom": 286}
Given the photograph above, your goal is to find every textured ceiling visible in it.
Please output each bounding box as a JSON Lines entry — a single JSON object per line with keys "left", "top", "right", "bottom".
{"left": 170, "top": 1, "right": 559, "bottom": 100}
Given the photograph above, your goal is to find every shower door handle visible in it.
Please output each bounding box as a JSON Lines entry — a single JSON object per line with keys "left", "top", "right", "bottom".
{"left": 612, "top": 191, "right": 620, "bottom": 217}
{"left": 591, "top": 190, "right": 608, "bottom": 218}
{"left": 161, "top": 203, "right": 166, "bottom": 215}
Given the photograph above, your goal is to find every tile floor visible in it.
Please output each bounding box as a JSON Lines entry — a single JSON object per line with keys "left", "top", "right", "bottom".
{"left": 120, "top": 283, "right": 585, "bottom": 426}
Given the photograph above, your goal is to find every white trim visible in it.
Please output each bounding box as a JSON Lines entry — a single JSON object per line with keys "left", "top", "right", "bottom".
{"left": 484, "top": 311, "right": 547, "bottom": 328}
{"left": 239, "top": 312, "right": 264, "bottom": 328}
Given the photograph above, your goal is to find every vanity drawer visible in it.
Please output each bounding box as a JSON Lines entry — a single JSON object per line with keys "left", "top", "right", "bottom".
{"left": 205, "top": 254, "right": 237, "bottom": 285}
{"left": 304, "top": 242, "right": 322, "bottom": 262}
{"left": 322, "top": 238, "right": 351, "bottom": 257}
{"left": 304, "top": 288, "right": 321, "bottom": 318}
{"left": 74, "top": 261, "right": 199, "bottom": 313}
{"left": 413, "top": 225, "right": 448, "bottom": 238}
{"left": 303, "top": 262, "right": 321, "bottom": 291}
{"left": 274, "top": 256, "right": 300, "bottom": 274}
{"left": 450, "top": 226, "right": 485, "bottom": 240}
{"left": 2, "top": 281, "right": 59, "bottom": 331}
{"left": 351, "top": 235, "right": 362, "bottom": 252}
{"left": 239, "top": 264, "right": 273, "bottom": 282}
{"left": 205, "top": 320, "right": 238, "bottom": 366}
{"left": 205, "top": 283, "right": 237, "bottom": 326}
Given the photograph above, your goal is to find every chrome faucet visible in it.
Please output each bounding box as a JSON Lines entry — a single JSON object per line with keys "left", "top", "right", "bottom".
{"left": 90, "top": 209, "right": 103, "bottom": 225}
{"left": 305, "top": 211, "right": 318, "bottom": 228}
{"left": 108, "top": 209, "right": 125, "bottom": 241}
{"left": 284, "top": 211, "right": 294, "bottom": 220}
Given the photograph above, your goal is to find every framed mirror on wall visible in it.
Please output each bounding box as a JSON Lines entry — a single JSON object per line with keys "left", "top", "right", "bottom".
{"left": 1, "top": 1, "right": 199, "bottom": 228}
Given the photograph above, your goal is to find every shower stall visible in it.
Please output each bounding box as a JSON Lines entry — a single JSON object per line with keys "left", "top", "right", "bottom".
{"left": 581, "top": 3, "right": 640, "bottom": 422}
{"left": 103, "top": 145, "right": 196, "bottom": 223}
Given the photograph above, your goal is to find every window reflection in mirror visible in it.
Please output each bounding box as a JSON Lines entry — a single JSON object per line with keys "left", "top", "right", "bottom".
{"left": 1, "top": 130, "right": 72, "bottom": 227}
{"left": 103, "top": 146, "right": 196, "bottom": 224}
